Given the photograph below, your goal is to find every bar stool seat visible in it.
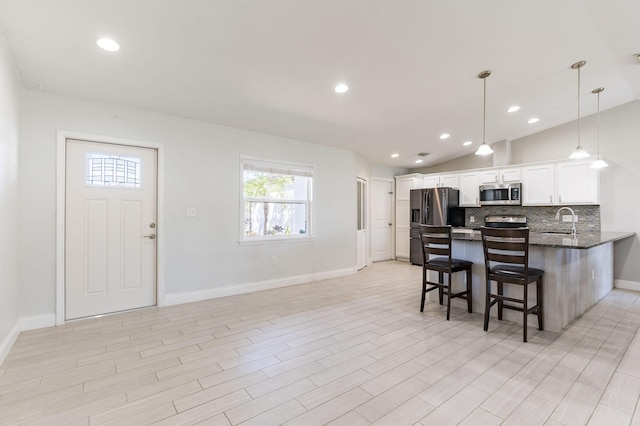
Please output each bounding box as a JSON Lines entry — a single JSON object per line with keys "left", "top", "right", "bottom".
{"left": 419, "top": 225, "right": 473, "bottom": 320}
{"left": 480, "top": 226, "right": 544, "bottom": 342}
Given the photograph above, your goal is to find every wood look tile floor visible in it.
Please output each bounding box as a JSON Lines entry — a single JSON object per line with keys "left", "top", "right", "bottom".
{"left": 2, "top": 261, "right": 640, "bottom": 425}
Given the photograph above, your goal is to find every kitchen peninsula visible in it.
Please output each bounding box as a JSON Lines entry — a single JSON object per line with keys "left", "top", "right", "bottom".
{"left": 441, "top": 230, "right": 635, "bottom": 333}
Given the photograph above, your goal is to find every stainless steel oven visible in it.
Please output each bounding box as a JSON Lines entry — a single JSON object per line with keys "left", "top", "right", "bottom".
{"left": 479, "top": 182, "right": 522, "bottom": 206}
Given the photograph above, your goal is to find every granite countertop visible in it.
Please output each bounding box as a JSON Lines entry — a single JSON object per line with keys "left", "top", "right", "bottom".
{"left": 451, "top": 228, "right": 635, "bottom": 249}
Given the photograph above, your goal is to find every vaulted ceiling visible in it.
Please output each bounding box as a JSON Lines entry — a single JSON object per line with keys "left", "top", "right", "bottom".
{"left": 1, "top": 0, "right": 638, "bottom": 168}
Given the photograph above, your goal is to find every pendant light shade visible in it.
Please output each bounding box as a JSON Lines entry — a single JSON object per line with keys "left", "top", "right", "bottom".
{"left": 569, "top": 61, "right": 590, "bottom": 159}
{"left": 475, "top": 70, "right": 493, "bottom": 156}
{"left": 591, "top": 87, "right": 608, "bottom": 169}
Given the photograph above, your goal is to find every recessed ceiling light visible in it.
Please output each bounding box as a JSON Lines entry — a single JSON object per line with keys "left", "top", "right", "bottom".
{"left": 334, "top": 83, "right": 349, "bottom": 93}
{"left": 440, "top": 133, "right": 450, "bottom": 140}
{"left": 415, "top": 159, "right": 423, "bottom": 164}
{"left": 507, "top": 105, "right": 520, "bottom": 113}
{"left": 463, "top": 141, "right": 473, "bottom": 146}
{"left": 528, "top": 117, "right": 540, "bottom": 124}
{"left": 96, "top": 37, "right": 120, "bottom": 52}
{"left": 391, "top": 153, "right": 399, "bottom": 158}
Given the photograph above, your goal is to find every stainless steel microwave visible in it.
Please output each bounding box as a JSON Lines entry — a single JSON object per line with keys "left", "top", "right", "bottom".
{"left": 479, "top": 182, "right": 522, "bottom": 205}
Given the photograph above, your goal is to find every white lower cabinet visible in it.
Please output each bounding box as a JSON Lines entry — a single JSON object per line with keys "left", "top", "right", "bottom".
{"left": 395, "top": 200, "right": 410, "bottom": 259}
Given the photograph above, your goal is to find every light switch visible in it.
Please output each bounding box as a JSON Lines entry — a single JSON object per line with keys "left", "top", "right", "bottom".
{"left": 186, "top": 207, "right": 197, "bottom": 217}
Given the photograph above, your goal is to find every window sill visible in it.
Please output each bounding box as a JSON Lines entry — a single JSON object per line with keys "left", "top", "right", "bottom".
{"left": 238, "top": 235, "right": 316, "bottom": 246}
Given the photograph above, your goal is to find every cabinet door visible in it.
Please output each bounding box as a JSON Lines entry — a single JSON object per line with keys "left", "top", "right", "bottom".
{"left": 395, "top": 228, "right": 410, "bottom": 259}
{"left": 480, "top": 170, "right": 499, "bottom": 184}
{"left": 423, "top": 175, "right": 440, "bottom": 188}
{"left": 395, "top": 177, "right": 416, "bottom": 201}
{"left": 522, "top": 164, "right": 556, "bottom": 205}
{"left": 500, "top": 168, "right": 521, "bottom": 183}
{"left": 459, "top": 172, "right": 480, "bottom": 206}
{"left": 396, "top": 201, "right": 410, "bottom": 229}
{"left": 557, "top": 161, "right": 599, "bottom": 204}
{"left": 440, "top": 174, "right": 459, "bottom": 189}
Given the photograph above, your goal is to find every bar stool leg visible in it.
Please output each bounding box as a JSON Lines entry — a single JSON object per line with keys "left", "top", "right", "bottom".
{"left": 484, "top": 279, "right": 491, "bottom": 331}
{"left": 497, "top": 282, "right": 503, "bottom": 320}
{"left": 420, "top": 267, "right": 426, "bottom": 312}
{"left": 466, "top": 268, "right": 472, "bottom": 313}
{"left": 438, "top": 271, "right": 444, "bottom": 305}
{"left": 523, "top": 281, "right": 528, "bottom": 342}
{"left": 537, "top": 276, "right": 544, "bottom": 330}
{"left": 446, "top": 272, "right": 452, "bottom": 320}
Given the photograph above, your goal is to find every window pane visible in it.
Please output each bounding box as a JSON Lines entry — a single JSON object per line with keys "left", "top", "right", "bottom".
{"left": 244, "top": 202, "right": 307, "bottom": 237}
{"left": 243, "top": 171, "right": 309, "bottom": 200}
{"left": 85, "top": 152, "right": 141, "bottom": 188}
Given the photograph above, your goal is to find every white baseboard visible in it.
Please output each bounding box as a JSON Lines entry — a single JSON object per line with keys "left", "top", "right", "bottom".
{"left": 163, "top": 267, "right": 357, "bottom": 307}
{"left": 615, "top": 279, "right": 640, "bottom": 292}
{"left": 0, "top": 313, "right": 56, "bottom": 366}
{"left": 0, "top": 321, "right": 21, "bottom": 367}
{"left": 21, "top": 314, "right": 56, "bottom": 331}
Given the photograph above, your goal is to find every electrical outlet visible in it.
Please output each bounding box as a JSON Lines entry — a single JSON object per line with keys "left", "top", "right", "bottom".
{"left": 562, "top": 215, "right": 578, "bottom": 222}
{"left": 186, "top": 207, "right": 197, "bottom": 217}
{"left": 470, "top": 216, "right": 475, "bottom": 223}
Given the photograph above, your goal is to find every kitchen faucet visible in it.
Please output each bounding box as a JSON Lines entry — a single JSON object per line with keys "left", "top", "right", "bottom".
{"left": 555, "top": 207, "right": 577, "bottom": 237}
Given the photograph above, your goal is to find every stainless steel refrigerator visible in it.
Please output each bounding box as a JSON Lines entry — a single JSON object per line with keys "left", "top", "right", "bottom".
{"left": 409, "top": 187, "right": 462, "bottom": 265}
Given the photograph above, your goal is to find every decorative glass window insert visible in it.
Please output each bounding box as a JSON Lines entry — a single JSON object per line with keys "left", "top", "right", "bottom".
{"left": 241, "top": 159, "right": 313, "bottom": 240}
{"left": 85, "top": 152, "right": 141, "bottom": 188}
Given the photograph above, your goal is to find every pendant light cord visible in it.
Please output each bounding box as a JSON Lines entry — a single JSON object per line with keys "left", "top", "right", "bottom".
{"left": 577, "top": 65, "right": 581, "bottom": 148}
{"left": 483, "top": 76, "right": 487, "bottom": 145}
{"left": 596, "top": 90, "right": 600, "bottom": 156}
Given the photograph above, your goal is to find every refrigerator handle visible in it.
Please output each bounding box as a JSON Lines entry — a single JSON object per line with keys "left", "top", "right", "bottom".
{"left": 424, "top": 190, "right": 430, "bottom": 224}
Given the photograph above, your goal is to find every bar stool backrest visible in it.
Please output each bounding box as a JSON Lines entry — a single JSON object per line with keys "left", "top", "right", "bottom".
{"left": 419, "top": 225, "right": 453, "bottom": 267}
{"left": 480, "top": 226, "right": 530, "bottom": 281}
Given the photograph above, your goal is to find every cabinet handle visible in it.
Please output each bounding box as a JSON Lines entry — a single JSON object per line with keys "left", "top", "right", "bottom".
{"left": 476, "top": 197, "right": 478, "bottom": 204}
{"left": 559, "top": 195, "right": 562, "bottom": 203}
{"left": 550, "top": 195, "right": 553, "bottom": 203}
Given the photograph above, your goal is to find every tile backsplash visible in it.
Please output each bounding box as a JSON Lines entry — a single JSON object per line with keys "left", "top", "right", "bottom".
{"left": 464, "top": 205, "right": 600, "bottom": 233}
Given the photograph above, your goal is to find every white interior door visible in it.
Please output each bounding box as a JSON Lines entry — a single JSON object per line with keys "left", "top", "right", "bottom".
{"left": 371, "top": 178, "right": 393, "bottom": 262}
{"left": 65, "top": 139, "right": 157, "bottom": 320}
{"left": 356, "top": 178, "right": 367, "bottom": 270}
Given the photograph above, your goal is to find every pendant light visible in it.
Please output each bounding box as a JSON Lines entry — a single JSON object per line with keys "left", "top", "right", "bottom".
{"left": 591, "top": 87, "right": 608, "bottom": 169}
{"left": 475, "top": 70, "right": 494, "bottom": 156}
{"left": 569, "top": 61, "right": 590, "bottom": 159}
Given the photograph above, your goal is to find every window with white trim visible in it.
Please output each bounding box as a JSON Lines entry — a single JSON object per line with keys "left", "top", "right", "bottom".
{"left": 241, "top": 158, "right": 313, "bottom": 241}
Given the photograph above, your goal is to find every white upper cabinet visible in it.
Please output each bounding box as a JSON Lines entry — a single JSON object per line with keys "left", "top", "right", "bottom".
{"left": 522, "top": 164, "right": 556, "bottom": 205}
{"left": 481, "top": 168, "right": 521, "bottom": 184}
{"left": 395, "top": 174, "right": 422, "bottom": 201}
{"left": 440, "top": 174, "right": 459, "bottom": 188}
{"left": 556, "top": 160, "right": 599, "bottom": 204}
{"left": 422, "top": 175, "right": 440, "bottom": 189}
{"left": 423, "top": 173, "right": 459, "bottom": 189}
{"left": 459, "top": 172, "right": 480, "bottom": 206}
{"left": 522, "top": 160, "right": 599, "bottom": 205}
{"left": 480, "top": 170, "right": 499, "bottom": 184}
{"left": 500, "top": 168, "right": 521, "bottom": 183}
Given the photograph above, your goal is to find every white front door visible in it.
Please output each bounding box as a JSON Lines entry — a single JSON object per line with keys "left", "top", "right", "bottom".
{"left": 65, "top": 139, "right": 157, "bottom": 320}
{"left": 356, "top": 178, "right": 367, "bottom": 270}
{"left": 371, "top": 178, "right": 393, "bottom": 262}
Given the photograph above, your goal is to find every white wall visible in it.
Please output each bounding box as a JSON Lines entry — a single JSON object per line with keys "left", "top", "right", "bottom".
{"left": 0, "top": 35, "right": 21, "bottom": 359}
{"left": 20, "top": 90, "right": 358, "bottom": 317}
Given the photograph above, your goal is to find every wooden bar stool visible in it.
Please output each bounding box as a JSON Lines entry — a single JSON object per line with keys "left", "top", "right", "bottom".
{"left": 480, "top": 226, "right": 544, "bottom": 342}
{"left": 419, "top": 225, "right": 473, "bottom": 320}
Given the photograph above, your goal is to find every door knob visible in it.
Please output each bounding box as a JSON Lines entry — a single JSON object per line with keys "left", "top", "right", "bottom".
{"left": 143, "top": 234, "right": 156, "bottom": 240}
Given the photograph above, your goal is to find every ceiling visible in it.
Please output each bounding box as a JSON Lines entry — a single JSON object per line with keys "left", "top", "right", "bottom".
{"left": 0, "top": 1, "right": 639, "bottom": 168}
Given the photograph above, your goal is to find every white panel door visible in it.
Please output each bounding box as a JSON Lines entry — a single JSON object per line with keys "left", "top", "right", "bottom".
{"left": 356, "top": 178, "right": 367, "bottom": 270}
{"left": 65, "top": 139, "right": 157, "bottom": 320}
{"left": 371, "top": 179, "right": 393, "bottom": 262}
